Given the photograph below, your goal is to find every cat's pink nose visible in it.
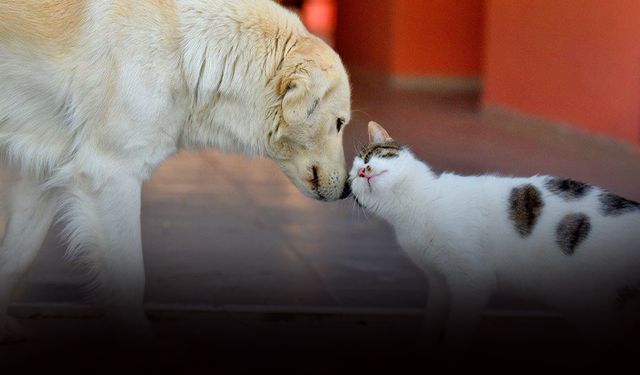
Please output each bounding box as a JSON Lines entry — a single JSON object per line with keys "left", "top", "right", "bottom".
{"left": 358, "top": 167, "right": 367, "bottom": 178}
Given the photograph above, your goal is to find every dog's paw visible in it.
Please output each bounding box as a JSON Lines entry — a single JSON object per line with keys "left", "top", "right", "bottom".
{"left": 0, "top": 316, "right": 26, "bottom": 344}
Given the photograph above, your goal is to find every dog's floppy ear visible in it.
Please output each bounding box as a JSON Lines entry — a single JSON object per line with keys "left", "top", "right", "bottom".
{"left": 279, "top": 63, "right": 329, "bottom": 125}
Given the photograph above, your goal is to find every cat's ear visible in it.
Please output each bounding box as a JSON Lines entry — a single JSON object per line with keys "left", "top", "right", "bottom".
{"left": 368, "top": 121, "right": 393, "bottom": 143}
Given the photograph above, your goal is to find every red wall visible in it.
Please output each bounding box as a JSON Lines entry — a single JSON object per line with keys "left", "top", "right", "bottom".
{"left": 334, "top": 0, "right": 640, "bottom": 144}
{"left": 301, "top": 0, "right": 337, "bottom": 44}
{"left": 391, "top": 0, "right": 483, "bottom": 76}
{"left": 483, "top": 0, "right": 640, "bottom": 143}
{"left": 335, "top": 0, "right": 483, "bottom": 77}
{"left": 335, "top": 0, "right": 394, "bottom": 72}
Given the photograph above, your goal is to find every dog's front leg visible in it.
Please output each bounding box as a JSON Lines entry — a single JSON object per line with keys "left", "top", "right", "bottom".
{"left": 99, "top": 178, "right": 150, "bottom": 337}
{"left": 0, "top": 174, "right": 57, "bottom": 343}
{"left": 66, "top": 176, "right": 151, "bottom": 339}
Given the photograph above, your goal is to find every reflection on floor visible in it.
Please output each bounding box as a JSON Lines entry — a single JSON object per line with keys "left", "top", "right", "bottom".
{"left": 2, "top": 75, "right": 639, "bottom": 363}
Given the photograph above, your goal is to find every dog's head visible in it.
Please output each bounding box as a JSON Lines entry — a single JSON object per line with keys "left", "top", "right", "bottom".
{"left": 267, "top": 36, "right": 351, "bottom": 201}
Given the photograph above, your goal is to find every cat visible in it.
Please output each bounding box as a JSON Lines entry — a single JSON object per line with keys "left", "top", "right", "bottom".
{"left": 349, "top": 121, "right": 640, "bottom": 351}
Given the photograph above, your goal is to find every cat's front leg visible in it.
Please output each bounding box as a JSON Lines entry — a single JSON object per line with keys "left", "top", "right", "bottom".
{"left": 421, "top": 270, "right": 449, "bottom": 347}
{"left": 442, "top": 271, "right": 495, "bottom": 353}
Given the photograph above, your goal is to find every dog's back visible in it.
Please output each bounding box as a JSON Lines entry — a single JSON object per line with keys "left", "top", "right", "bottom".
{"left": 1, "top": 1, "right": 88, "bottom": 176}
{"left": 0, "top": 1, "right": 84, "bottom": 51}
{"left": 0, "top": 1, "right": 183, "bottom": 180}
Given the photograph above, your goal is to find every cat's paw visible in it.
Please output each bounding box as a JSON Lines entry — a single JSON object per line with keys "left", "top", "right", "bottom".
{"left": 0, "top": 316, "right": 26, "bottom": 344}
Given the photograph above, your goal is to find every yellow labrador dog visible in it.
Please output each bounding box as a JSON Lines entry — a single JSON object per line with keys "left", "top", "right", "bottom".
{"left": 0, "top": 0, "right": 351, "bottom": 341}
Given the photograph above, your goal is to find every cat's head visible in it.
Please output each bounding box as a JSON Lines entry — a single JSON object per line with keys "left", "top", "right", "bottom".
{"left": 349, "top": 122, "right": 415, "bottom": 209}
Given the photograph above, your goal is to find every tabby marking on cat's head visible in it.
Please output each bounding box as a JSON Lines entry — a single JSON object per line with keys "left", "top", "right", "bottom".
{"left": 358, "top": 133, "right": 402, "bottom": 163}
{"left": 349, "top": 122, "right": 410, "bottom": 210}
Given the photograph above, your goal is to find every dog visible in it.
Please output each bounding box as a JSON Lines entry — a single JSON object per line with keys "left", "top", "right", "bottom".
{"left": 0, "top": 0, "right": 351, "bottom": 341}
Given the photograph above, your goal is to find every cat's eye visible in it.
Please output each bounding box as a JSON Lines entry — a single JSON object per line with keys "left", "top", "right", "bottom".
{"left": 336, "top": 118, "right": 345, "bottom": 132}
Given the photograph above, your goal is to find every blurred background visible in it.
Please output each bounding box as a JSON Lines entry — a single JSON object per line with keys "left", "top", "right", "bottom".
{"left": 288, "top": 0, "right": 640, "bottom": 149}
{"left": 3, "top": 0, "right": 640, "bottom": 367}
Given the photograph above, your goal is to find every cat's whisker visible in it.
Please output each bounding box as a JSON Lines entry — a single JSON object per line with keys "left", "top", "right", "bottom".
{"left": 351, "top": 108, "right": 372, "bottom": 119}
{"left": 350, "top": 197, "right": 360, "bottom": 218}
{"left": 352, "top": 139, "right": 365, "bottom": 155}
{"left": 351, "top": 194, "right": 370, "bottom": 221}
{"left": 348, "top": 193, "right": 360, "bottom": 217}
{"left": 353, "top": 200, "right": 367, "bottom": 219}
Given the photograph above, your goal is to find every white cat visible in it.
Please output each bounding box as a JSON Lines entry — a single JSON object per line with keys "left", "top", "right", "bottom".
{"left": 349, "top": 121, "right": 640, "bottom": 350}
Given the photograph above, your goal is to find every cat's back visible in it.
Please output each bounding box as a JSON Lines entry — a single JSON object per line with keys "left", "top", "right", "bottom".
{"left": 464, "top": 173, "right": 640, "bottom": 301}
{"left": 493, "top": 174, "right": 640, "bottom": 254}
{"left": 432, "top": 172, "right": 640, "bottom": 267}
{"left": 436, "top": 172, "right": 640, "bottom": 232}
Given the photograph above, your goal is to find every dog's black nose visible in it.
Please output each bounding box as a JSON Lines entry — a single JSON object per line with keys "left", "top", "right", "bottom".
{"left": 339, "top": 181, "right": 351, "bottom": 199}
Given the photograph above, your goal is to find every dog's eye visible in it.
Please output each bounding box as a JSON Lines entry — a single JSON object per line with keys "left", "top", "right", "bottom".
{"left": 336, "top": 118, "right": 345, "bottom": 132}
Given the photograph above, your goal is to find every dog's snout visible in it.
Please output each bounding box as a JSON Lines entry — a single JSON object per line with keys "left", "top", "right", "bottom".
{"left": 309, "top": 165, "right": 320, "bottom": 190}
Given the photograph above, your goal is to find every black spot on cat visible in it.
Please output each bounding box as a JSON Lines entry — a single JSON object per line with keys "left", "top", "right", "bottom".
{"left": 509, "top": 184, "right": 544, "bottom": 237}
{"left": 556, "top": 213, "right": 591, "bottom": 255}
{"left": 545, "top": 177, "right": 592, "bottom": 200}
{"left": 599, "top": 191, "right": 640, "bottom": 216}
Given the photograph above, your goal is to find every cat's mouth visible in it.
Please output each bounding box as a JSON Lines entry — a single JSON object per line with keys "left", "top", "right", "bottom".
{"left": 361, "top": 170, "right": 388, "bottom": 186}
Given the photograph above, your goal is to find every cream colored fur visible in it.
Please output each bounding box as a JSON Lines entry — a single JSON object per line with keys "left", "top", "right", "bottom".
{"left": 0, "top": 0, "right": 351, "bottom": 341}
